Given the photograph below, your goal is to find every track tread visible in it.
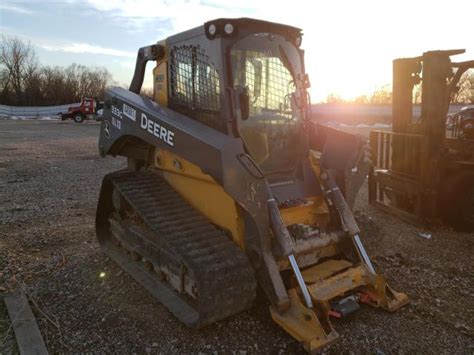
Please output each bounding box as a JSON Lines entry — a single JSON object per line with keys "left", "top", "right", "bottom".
{"left": 98, "top": 170, "right": 256, "bottom": 327}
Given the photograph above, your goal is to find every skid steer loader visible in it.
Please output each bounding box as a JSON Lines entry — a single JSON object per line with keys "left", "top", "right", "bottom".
{"left": 96, "top": 18, "right": 408, "bottom": 352}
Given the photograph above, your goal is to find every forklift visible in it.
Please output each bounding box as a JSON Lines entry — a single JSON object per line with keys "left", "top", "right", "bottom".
{"left": 369, "top": 49, "right": 474, "bottom": 231}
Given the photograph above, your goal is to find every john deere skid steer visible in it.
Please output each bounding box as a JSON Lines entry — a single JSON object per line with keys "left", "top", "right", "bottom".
{"left": 96, "top": 18, "right": 408, "bottom": 352}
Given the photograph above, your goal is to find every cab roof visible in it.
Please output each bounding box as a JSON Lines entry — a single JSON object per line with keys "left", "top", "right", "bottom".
{"left": 167, "top": 17, "right": 302, "bottom": 43}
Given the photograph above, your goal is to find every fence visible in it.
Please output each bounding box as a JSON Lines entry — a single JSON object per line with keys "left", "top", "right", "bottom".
{"left": 312, "top": 104, "right": 465, "bottom": 116}
{"left": 0, "top": 102, "right": 467, "bottom": 119}
{"left": 0, "top": 103, "right": 80, "bottom": 117}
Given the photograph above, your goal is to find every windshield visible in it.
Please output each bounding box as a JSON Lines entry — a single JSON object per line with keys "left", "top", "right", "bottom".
{"left": 231, "top": 33, "right": 305, "bottom": 174}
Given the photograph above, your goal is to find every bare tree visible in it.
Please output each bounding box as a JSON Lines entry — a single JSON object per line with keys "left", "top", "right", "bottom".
{"left": 325, "top": 93, "right": 346, "bottom": 104}
{"left": 0, "top": 67, "right": 10, "bottom": 99}
{"left": 323, "top": 86, "right": 393, "bottom": 105}
{"left": 41, "top": 66, "right": 68, "bottom": 105}
{"left": 140, "top": 87, "right": 154, "bottom": 100}
{"left": 1, "top": 36, "right": 114, "bottom": 106}
{"left": 354, "top": 95, "right": 369, "bottom": 104}
{"left": 89, "top": 67, "right": 112, "bottom": 99}
{"left": 23, "top": 67, "right": 43, "bottom": 105}
{"left": 370, "top": 84, "right": 392, "bottom": 105}
{"left": 452, "top": 70, "right": 473, "bottom": 104}
{"left": 0, "top": 35, "right": 37, "bottom": 105}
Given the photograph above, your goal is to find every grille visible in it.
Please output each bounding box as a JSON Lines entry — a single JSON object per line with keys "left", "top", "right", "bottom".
{"left": 169, "top": 45, "right": 222, "bottom": 131}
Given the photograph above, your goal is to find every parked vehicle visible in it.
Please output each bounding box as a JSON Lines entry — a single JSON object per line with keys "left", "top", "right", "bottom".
{"left": 450, "top": 106, "right": 474, "bottom": 139}
{"left": 61, "top": 97, "right": 104, "bottom": 123}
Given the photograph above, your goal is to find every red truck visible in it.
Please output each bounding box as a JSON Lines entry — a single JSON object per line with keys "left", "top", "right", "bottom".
{"left": 61, "top": 97, "right": 104, "bottom": 123}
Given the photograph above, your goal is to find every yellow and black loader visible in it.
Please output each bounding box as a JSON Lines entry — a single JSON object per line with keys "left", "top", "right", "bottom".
{"left": 95, "top": 18, "right": 408, "bottom": 352}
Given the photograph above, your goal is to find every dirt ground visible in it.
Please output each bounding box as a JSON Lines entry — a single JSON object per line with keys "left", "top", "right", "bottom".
{"left": 0, "top": 119, "right": 472, "bottom": 354}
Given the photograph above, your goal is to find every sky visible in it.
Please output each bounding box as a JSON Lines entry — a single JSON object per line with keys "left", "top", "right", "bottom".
{"left": 0, "top": 0, "right": 473, "bottom": 102}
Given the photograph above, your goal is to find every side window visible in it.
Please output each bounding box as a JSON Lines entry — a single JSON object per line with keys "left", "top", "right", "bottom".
{"left": 169, "top": 45, "right": 223, "bottom": 132}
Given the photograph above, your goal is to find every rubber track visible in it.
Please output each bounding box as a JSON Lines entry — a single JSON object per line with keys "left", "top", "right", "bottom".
{"left": 101, "top": 170, "right": 256, "bottom": 327}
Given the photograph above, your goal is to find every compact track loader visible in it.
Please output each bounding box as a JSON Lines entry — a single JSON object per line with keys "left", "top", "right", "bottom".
{"left": 96, "top": 18, "right": 408, "bottom": 352}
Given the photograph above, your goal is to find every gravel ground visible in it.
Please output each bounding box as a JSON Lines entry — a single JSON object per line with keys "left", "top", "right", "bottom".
{"left": 0, "top": 120, "right": 472, "bottom": 354}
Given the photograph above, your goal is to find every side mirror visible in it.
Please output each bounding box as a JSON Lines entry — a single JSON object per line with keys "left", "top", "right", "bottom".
{"left": 238, "top": 87, "right": 250, "bottom": 120}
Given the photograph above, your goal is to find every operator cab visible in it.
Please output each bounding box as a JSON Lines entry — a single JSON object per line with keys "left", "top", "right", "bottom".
{"left": 159, "top": 18, "right": 311, "bottom": 178}
{"left": 231, "top": 31, "right": 307, "bottom": 174}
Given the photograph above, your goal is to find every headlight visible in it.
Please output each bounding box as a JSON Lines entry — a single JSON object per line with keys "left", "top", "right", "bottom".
{"left": 208, "top": 24, "right": 216, "bottom": 36}
{"left": 224, "top": 23, "right": 234, "bottom": 35}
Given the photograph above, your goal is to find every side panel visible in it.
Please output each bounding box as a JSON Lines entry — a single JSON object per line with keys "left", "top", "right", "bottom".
{"left": 99, "top": 87, "right": 231, "bottom": 182}
{"left": 154, "top": 148, "right": 331, "bottom": 250}
{"left": 99, "top": 86, "right": 290, "bottom": 306}
{"left": 154, "top": 149, "right": 246, "bottom": 249}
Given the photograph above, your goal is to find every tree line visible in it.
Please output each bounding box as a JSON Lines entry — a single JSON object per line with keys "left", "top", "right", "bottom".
{"left": 325, "top": 84, "right": 394, "bottom": 105}
{"left": 0, "top": 36, "right": 113, "bottom": 106}
{"left": 325, "top": 72, "right": 473, "bottom": 105}
{"left": 2, "top": 35, "right": 472, "bottom": 107}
